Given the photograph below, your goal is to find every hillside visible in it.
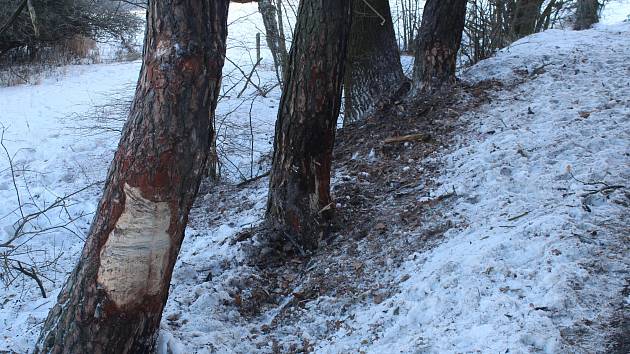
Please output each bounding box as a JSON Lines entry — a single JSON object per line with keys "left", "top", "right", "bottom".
{"left": 159, "top": 21, "right": 630, "bottom": 354}
{"left": 0, "top": 3, "right": 628, "bottom": 354}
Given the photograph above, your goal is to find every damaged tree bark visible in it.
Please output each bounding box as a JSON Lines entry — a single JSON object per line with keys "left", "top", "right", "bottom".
{"left": 266, "top": 0, "right": 352, "bottom": 251}
{"left": 343, "top": 0, "right": 407, "bottom": 124}
{"left": 35, "top": 0, "right": 229, "bottom": 352}
{"left": 412, "top": 0, "right": 467, "bottom": 92}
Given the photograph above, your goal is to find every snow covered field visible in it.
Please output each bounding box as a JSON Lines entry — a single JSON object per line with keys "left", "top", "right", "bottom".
{"left": 1, "top": 2, "right": 629, "bottom": 353}
{"left": 0, "top": 61, "right": 142, "bottom": 350}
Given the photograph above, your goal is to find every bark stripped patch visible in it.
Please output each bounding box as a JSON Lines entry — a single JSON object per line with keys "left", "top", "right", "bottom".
{"left": 97, "top": 184, "right": 171, "bottom": 308}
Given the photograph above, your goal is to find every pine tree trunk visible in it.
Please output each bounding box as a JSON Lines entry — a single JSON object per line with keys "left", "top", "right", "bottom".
{"left": 574, "top": 0, "right": 599, "bottom": 30}
{"left": 511, "top": 0, "right": 545, "bottom": 38}
{"left": 343, "top": 0, "right": 407, "bottom": 124}
{"left": 412, "top": 0, "right": 467, "bottom": 92}
{"left": 266, "top": 0, "right": 352, "bottom": 251}
{"left": 35, "top": 1, "right": 229, "bottom": 352}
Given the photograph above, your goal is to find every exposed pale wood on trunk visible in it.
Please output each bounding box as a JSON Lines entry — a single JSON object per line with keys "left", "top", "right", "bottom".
{"left": 34, "top": 1, "right": 229, "bottom": 352}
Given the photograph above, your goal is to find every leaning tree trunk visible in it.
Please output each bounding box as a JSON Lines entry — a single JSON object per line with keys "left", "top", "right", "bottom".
{"left": 412, "top": 0, "right": 467, "bottom": 93}
{"left": 266, "top": 0, "right": 352, "bottom": 251}
{"left": 35, "top": 1, "right": 229, "bottom": 352}
{"left": 343, "top": 0, "right": 407, "bottom": 124}
{"left": 511, "top": 0, "right": 545, "bottom": 39}
{"left": 574, "top": 0, "right": 599, "bottom": 30}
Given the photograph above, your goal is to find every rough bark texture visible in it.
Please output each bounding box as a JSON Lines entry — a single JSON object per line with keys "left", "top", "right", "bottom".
{"left": 343, "top": 0, "right": 407, "bottom": 124}
{"left": 258, "top": 0, "right": 288, "bottom": 82}
{"left": 511, "top": 0, "right": 545, "bottom": 38}
{"left": 275, "top": 0, "right": 289, "bottom": 76}
{"left": 575, "top": 0, "right": 599, "bottom": 30}
{"left": 412, "top": 0, "right": 467, "bottom": 92}
{"left": 34, "top": 1, "right": 229, "bottom": 352}
{"left": 266, "top": 0, "right": 352, "bottom": 251}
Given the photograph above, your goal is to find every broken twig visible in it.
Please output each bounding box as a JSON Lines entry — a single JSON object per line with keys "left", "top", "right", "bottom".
{"left": 507, "top": 211, "right": 529, "bottom": 222}
{"left": 383, "top": 133, "right": 431, "bottom": 144}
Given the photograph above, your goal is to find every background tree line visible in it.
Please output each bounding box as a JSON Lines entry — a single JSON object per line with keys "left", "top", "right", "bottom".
{"left": 0, "top": 0, "right": 142, "bottom": 62}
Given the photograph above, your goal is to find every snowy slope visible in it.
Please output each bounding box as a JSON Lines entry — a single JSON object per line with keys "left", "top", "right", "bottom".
{"left": 156, "top": 20, "right": 629, "bottom": 354}
{"left": 315, "top": 22, "right": 630, "bottom": 354}
{"left": 1, "top": 2, "right": 629, "bottom": 354}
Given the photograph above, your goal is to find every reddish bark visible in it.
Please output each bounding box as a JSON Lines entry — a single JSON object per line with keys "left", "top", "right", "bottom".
{"left": 35, "top": 1, "right": 229, "bottom": 352}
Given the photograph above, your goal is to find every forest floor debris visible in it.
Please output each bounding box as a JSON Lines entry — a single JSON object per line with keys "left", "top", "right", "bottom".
{"left": 0, "top": 5, "right": 628, "bottom": 353}
{"left": 161, "top": 22, "right": 630, "bottom": 354}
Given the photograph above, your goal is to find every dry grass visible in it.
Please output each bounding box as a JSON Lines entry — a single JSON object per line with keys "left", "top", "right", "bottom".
{"left": 0, "top": 35, "right": 102, "bottom": 87}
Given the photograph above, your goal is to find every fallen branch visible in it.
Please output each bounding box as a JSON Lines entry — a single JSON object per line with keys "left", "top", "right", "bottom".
{"left": 580, "top": 185, "right": 625, "bottom": 197}
{"left": 383, "top": 133, "right": 431, "bottom": 144}
{"left": 236, "top": 171, "right": 270, "bottom": 187}
{"left": 12, "top": 261, "right": 46, "bottom": 298}
{"left": 418, "top": 190, "right": 456, "bottom": 206}
{"left": 568, "top": 169, "right": 609, "bottom": 187}
{"left": 507, "top": 211, "right": 529, "bottom": 222}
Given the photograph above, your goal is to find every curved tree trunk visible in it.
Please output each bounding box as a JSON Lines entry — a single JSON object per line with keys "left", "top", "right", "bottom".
{"left": 343, "top": 0, "right": 407, "bottom": 124}
{"left": 35, "top": 1, "right": 229, "bottom": 352}
{"left": 266, "top": 0, "right": 352, "bottom": 251}
{"left": 574, "top": 0, "right": 599, "bottom": 30}
{"left": 412, "top": 0, "right": 467, "bottom": 93}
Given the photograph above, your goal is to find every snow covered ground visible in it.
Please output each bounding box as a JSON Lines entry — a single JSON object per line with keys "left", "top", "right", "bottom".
{"left": 1, "top": 2, "right": 629, "bottom": 353}
{"left": 0, "top": 3, "right": 279, "bottom": 352}
{"left": 158, "top": 17, "right": 630, "bottom": 354}
{"left": 315, "top": 21, "right": 630, "bottom": 354}
{"left": 0, "top": 61, "right": 141, "bottom": 350}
